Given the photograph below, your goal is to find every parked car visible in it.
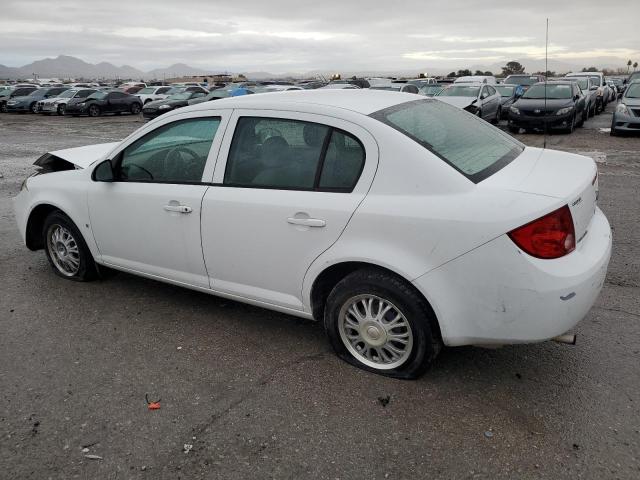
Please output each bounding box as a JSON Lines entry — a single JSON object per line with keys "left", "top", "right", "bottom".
{"left": 38, "top": 88, "right": 97, "bottom": 115}
{"left": 419, "top": 84, "right": 446, "bottom": 97}
{"left": 142, "top": 91, "right": 207, "bottom": 119}
{"left": 503, "top": 74, "right": 545, "bottom": 96}
{"left": 406, "top": 78, "right": 438, "bottom": 89}
{"left": 5, "top": 87, "right": 70, "bottom": 113}
{"left": 65, "top": 90, "right": 142, "bottom": 117}
{"left": 0, "top": 87, "right": 38, "bottom": 112}
{"left": 187, "top": 88, "right": 252, "bottom": 105}
{"left": 565, "top": 72, "right": 610, "bottom": 112}
{"left": 13, "top": 90, "right": 611, "bottom": 378}
{"left": 136, "top": 86, "right": 175, "bottom": 105}
{"left": 494, "top": 85, "right": 519, "bottom": 119}
{"left": 436, "top": 83, "right": 501, "bottom": 122}
{"left": 628, "top": 72, "right": 640, "bottom": 85}
{"left": 610, "top": 81, "right": 640, "bottom": 136}
{"left": 329, "top": 79, "right": 370, "bottom": 88}
{"left": 453, "top": 75, "right": 497, "bottom": 85}
{"left": 508, "top": 81, "right": 586, "bottom": 133}
{"left": 370, "top": 84, "right": 420, "bottom": 94}
{"left": 566, "top": 77, "right": 597, "bottom": 117}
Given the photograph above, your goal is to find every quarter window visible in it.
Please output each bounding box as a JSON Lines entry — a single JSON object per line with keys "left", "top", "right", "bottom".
{"left": 223, "top": 117, "right": 365, "bottom": 191}
{"left": 118, "top": 117, "right": 220, "bottom": 183}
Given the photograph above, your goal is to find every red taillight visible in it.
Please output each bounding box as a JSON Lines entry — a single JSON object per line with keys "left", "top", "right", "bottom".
{"left": 508, "top": 206, "right": 575, "bottom": 259}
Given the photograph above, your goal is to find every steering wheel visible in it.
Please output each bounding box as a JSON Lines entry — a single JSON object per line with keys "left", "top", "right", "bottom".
{"left": 256, "top": 127, "right": 283, "bottom": 143}
{"left": 164, "top": 146, "right": 201, "bottom": 180}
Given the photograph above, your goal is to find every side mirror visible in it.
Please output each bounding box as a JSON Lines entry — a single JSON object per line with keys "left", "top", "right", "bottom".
{"left": 92, "top": 159, "right": 115, "bottom": 182}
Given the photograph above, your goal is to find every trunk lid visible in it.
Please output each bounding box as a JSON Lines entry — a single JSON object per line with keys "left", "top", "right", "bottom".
{"left": 483, "top": 147, "right": 598, "bottom": 246}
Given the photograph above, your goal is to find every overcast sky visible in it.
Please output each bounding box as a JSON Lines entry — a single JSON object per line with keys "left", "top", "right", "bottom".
{"left": 1, "top": 0, "right": 639, "bottom": 73}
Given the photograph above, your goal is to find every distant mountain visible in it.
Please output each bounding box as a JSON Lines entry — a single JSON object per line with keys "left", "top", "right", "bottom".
{"left": 0, "top": 55, "right": 213, "bottom": 80}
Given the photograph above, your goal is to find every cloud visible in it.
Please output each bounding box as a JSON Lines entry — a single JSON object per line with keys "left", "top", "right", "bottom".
{"left": 1, "top": 0, "right": 639, "bottom": 72}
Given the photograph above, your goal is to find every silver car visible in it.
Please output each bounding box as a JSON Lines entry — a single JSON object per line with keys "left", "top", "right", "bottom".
{"left": 435, "top": 83, "right": 502, "bottom": 123}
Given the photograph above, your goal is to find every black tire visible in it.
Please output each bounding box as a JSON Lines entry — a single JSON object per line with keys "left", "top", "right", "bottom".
{"left": 579, "top": 108, "right": 586, "bottom": 127}
{"left": 323, "top": 268, "right": 442, "bottom": 379}
{"left": 130, "top": 103, "right": 141, "bottom": 114}
{"left": 491, "top": 108, "right": 501, "bottom": 124}
{"left": 88, "top": 104, "right": 100, "bottom": 117}
{"left": 508, "top": 125, "right": 520, "bottom": 133}
{"left": 0, "top": 101, "right": 7, "bottom": 113}
{"left": 588, "top": 102, "right": 595, "bottom": 118}
{"left": 30, "top": 102, "right": 38, "bottom": 114}
{"left": 57, "top": 104, "right": 65, "bottom": 116}
{"left": 42, "top": 211, "right": 98, "bottom": 282}
{"left": 564, "top": 114, "right": 575, "bottom": 134}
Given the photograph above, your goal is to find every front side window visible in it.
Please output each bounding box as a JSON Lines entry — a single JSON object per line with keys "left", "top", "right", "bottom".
{"left": 371, "top": 99, "right": 523, "bottom": 183}
{"left": 224, "top": 117, "right": 365, "bottom": 191}
{"left": 118, "top": 117, "right": 220, "bottom": 183}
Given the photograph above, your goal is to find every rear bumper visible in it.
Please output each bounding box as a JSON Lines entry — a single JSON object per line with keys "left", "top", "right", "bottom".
{"left": 413, "top": 207, "right": 612, "bottom": 346}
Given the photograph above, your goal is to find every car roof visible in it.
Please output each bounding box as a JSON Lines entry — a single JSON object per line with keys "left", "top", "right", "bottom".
{"left": 181, "top": 89, "right": 422, "bottom": 116}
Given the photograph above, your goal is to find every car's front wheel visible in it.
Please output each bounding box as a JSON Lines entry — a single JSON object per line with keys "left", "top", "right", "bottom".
{"left": 130, "top": 103, "right": 141, "bottom": 114}
{"left": 324, "top": 269, "right": 442, "bottom": 379}
{"left": 57, "top": 104, "right": 66, "bottom": 116}
{"left": 30, "top": 102, "right": 38, "bottom": 114}
{"left": 43, "top": 211, "right": 98, "bottom": 281}
{"left": 88, "top": 105, "right": 100, "bottom": 117}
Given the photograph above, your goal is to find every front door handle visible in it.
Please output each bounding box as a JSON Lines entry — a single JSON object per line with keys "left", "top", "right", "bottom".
{"left": 287, "top": 217, "right": 326, "bottom": 227}
{"left": 164, "top": 204, "right": 192, "bottom": 214}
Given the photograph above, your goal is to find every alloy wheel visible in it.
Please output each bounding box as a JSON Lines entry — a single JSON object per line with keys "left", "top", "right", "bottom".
{"left": 46, "top": 224, "right": 80, "bottom": 277}
{"left": 338, "top": 294, "right": 414, "bottom": 370}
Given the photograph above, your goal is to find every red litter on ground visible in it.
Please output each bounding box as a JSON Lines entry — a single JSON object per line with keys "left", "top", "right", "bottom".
{"left": 145, "top": 394, "right": 161, "bottom": 410}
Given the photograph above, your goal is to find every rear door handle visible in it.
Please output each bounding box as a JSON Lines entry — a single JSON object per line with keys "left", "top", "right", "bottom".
{"left": 287, "top": 217, "right": 326, "bottom": 227}
{"left": 164, "top": 204, "right": 192, "bottom": 214}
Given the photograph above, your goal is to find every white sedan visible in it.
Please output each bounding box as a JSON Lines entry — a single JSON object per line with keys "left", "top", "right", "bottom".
{"left": 13, "top": 90, "right": 612, "bottom": 378}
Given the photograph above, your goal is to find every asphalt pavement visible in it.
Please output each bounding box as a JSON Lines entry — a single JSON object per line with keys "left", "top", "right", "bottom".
{"left": 1, "top": 105, "right": 639, "bottom": 479}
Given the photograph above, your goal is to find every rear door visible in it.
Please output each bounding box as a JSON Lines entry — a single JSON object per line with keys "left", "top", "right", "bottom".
{"left": 201, "top": 110, "right": 378, "bottom": 311}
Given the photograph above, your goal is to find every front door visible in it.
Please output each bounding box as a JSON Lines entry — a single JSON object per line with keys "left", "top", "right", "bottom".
{"left": 201, "top": 111, "right": 378, "bottom": 311}
{"left": 88, "top": 115, "right": 225, "bottom": 287}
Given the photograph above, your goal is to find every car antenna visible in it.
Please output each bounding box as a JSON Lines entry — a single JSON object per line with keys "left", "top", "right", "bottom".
{"left": 543, "top": 18, "right": 549, "bottom": 149}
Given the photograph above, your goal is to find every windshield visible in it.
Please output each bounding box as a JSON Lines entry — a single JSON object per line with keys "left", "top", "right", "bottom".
{"left": 88, "top": 91, "right": 107, "bottom": 100}
{"left": 207, "top": 89, "right": 230, "bottom": 98}
{"left": 168, "top": 92, "right": 191, "bottom": 100}
{"left": 370, "top": 99, "right": 523, "bottom": 182}
{"left": 138, "top": 87, "right": 156, "bottom": 94}
{"left": 165, "top": 87, "right": 185, "bottom": 95}
{"left": 495, "top": 86, "right": 515, "bottom": 97}
{"left": 505, "top": 76, "right": 538, "bottom": 86}
{"left": 575, "top": 79, "right": 589, "bottom": 90}
{"left": 28, "top": 89, "right": 44, "bottom": 97}
{"left": 522, "top": 84, "right": 572, "bottom": 99}
{"left": 438, "top": 86, "right": 480, "bottom": 97}
{"left": 625, "top": 84, "right": 640, "bottom": 98}
{"left": 420, "top": 85, "right": 444, "bottom": 95}
{"left": 57, "top": 89, "right": 78, "bottom": 98}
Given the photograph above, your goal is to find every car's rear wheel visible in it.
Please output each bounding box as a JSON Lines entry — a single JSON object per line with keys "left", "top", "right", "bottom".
{"left": 130, "top": 103, "right": 141, "bottom": 114}
{"left": 324, "top": 269, "right": 442, "bottom": 379}
{"left": 0, "top": 101, "right": 7, "bottom": 113}
{"left": 43, "top": 211, "right": 98, "bottom": 281}
{"left": 508, "top": 125, "right": 520, "bottom": 133}
{"left": 88, "top": 105, "right": 100, "bottom": 117}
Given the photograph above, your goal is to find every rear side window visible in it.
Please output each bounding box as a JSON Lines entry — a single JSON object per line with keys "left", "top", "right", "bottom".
{"left": 224, "top": 117, "right": 365, "bottom": 191}
{"left": 371, "top": 99, "right": 523, "bottom": 183}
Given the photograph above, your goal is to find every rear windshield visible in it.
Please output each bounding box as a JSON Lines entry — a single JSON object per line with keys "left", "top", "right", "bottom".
{"left": 505, "top": 76, "right": 539, "bottom": 86}
{"left": 370, "top": 99, "right": 523, "bottom": 183}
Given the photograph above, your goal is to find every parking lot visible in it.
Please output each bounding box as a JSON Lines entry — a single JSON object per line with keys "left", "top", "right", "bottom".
{"left": 1, "top": 106, "right": 639, "bottom": 479}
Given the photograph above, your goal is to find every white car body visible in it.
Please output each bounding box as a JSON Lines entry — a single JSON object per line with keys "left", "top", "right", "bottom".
{"left": 136, "top": 86, "right": 175, "bottom": 105}
{"left": 13, "top": 90, "right": 611, "bottom": 368}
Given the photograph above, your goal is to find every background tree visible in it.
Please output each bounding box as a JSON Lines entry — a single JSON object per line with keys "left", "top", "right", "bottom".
{"left": 628, "top": 60, "right": 633, "bottom": 73}
{"left": 581, "top": 67, "right": 598, "bottom": 72}
{"left": 447, "top": 71, "right": 457, "bottom": 77}
{"left": 501, "top": 61, "right": 525, "bottom": 76}
{"left": 635, "top": 62, "right": 639, "bottom": 71}
{"left": 457, "top": 69, "right": 472, "bottom": 77}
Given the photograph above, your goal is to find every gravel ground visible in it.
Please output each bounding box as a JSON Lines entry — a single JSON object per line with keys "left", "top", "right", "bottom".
{"left": 0, "top": 105, "right": 639, "bottom": 480}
